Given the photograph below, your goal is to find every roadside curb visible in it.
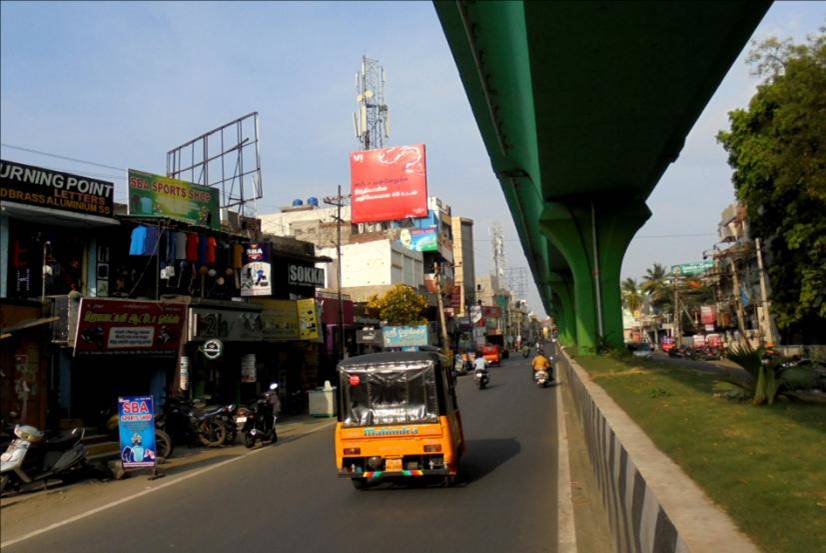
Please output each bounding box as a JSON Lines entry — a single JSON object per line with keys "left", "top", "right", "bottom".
{"left": 556, "top": 374, "right": 578, "bottom": 553}
{"left": 558, "top": 349, "right": 759, "bottom": 553}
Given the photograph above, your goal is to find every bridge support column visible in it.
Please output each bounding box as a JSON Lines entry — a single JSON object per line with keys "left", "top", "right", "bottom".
{"left": 550, "top": 272, "right": 576, "bottom": 347}
{"left": 541, "top": 200, "right": 650, "bottom": 353}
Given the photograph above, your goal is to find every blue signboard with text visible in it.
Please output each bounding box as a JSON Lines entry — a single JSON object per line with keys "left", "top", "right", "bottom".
{"left": 382, "top": 325, "right": 429, "bottom": 348}
{"left": 118, "top": 395, "right": 157, "bottom": 469}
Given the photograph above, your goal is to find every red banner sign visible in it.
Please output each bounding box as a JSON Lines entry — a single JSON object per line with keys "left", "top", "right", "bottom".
{"left": 482, "top": 306, "right": 502, "bottom": 319}
{"left": 350, "top": 144, "right": 428, "bottom": 224}
{"left": 74, "top": 299, "right": 185, "bottom": 356}
{"left": 700, "top": 305, "right": 716, "bottom": 325}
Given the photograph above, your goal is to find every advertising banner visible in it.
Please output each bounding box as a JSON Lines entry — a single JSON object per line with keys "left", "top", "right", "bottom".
{"left": 188, "top": 307, "right": 263, "bottom": 342}
{"left": 127, "top": 169, "right": 219, "bottom": 229}
{"left": 350, "top": 144, "right": 428, "bottom": 224}
{"left": 397, "top": 227, "right": 438, "bottom": 252}
{"left": 297, "top": 298, "right": 320, "bottom": 340}
{"left": 240, "top": 243, "right": 272, "bottom": 296}
{"left": 258, "top": 299, "right": 300, "bottom": 340}
{"left": 671, "top": 260, "right": 714, "bottom": 277}
{"left": 382, "top": 325, "right": 429, "bottom": 348}
{"left": 1, "top": 159, "right": 114, "bottom": 218}
{"left": 118, "top": 396, "right": 157, "bottom": 469}
{"left": 74, "top": 299, "right": 185, "bottom": 356}
{"left": 700, "top": 305, "right": 716, "bottom": 325}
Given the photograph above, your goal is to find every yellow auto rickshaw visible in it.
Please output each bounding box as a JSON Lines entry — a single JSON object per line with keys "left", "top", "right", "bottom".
{"left": 335, "top": 351, "right": 465, "bottom": 489}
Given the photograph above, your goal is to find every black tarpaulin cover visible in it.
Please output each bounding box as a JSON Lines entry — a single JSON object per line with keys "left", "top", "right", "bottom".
{"left": 339, "top": 359, "right": 439, "bottom": 427}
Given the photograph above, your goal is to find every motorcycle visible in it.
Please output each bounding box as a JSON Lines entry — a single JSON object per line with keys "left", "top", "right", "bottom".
{"left": 1, "top": 424, "right": 88, "bottom": 495}
{"left": 534, "top": 370, "right": 550, "bottom": 387}
{"left": 162, "top": 397, "right": 228, "bottom": 448}
{"left": 475, "top": 366, "right": 490, "bottom": 389}
{"left": 235, "top": 383, "right": 280, "bottom": 448}
{"left": 522, "top": 346, "right": 531, "bottom": 358}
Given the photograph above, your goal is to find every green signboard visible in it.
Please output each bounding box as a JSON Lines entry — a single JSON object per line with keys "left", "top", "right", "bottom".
{"left": 671, "top": 260, "right": 714, "bottom": 276}
{"left": 128, "top": 169, "right": 220, "bottom": 229}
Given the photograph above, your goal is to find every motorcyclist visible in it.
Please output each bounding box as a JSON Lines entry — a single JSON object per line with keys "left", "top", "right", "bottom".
{"left": 531, "top": 351, "right": 553, "bottom": 381}
{"left": 473, "top": 354, "right": 488, "bottom": 373}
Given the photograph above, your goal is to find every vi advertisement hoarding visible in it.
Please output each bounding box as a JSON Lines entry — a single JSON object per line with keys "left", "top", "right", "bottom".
{"left": 74, "top": 299, "right": 185, "bottom": 356}
{"left": 382, "top": 325, "right": 429, "bottom": 348}
{"left": 128, "top": 169, "right": 220, "bottom": 229}
{"left": 118, "top": 395, "right": 157, "bottom": 469}
{"left": 350, "top": 144, "right": 428, "bottom": 224}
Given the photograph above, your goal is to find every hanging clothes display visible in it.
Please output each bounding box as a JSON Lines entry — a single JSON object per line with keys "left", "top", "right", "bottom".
{"left": 144, "top": 226, "right": 160, "bottom": 256}
{"left": 232, "top": 243, "right": 244, "bottom": 269}
{"left": 186, "top": 233, "right": 199, "bottom": 262}
{"left": 174, "top": 232, "right": 187, "bottom": 260}
{"left": 206, "top": 236, "right": 217, "bottom": 265}
{"left": 198, "top": 235, "right": 208, "bottom": 266}
{"left": 129, "top": 226, "right": 148, "bottom": 255}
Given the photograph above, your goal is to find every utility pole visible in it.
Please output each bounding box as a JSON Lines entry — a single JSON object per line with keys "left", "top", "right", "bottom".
{"left": 323, "top": 185, "right": 350, "bottom": 361}
{"left": 729, "top": 257, "right": 747, "bottom": 341}
{"left": 673, "top": 278, "right": 682, "bottom": 346}
{"left": 754, "top": 237, "right": 777, "bottom": 346}
{"left": 433, "top": 262, "right": 451, "bottom": 357}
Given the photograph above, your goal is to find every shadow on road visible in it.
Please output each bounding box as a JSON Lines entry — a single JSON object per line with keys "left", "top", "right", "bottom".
{"left": 459, "top": 437, "right": 521, "bottom": 485}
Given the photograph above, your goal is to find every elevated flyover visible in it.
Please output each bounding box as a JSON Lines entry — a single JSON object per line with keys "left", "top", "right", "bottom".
{"left": 435, "top": 1, "right": 770, "bottom": 352}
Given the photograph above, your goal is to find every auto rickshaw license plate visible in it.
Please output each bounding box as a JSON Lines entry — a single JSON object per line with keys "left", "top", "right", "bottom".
{"left": 385, "top": 458, "right": 402, "bottom": 472}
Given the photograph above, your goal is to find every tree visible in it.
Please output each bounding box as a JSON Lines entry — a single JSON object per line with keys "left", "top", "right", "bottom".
{"left": 366, "top": 284, "right": 428, "bottom": 325}
{"left": 640, "top": 263, "right": 673, "bottom": 311}
{"left": 717, "top": 29, "right": 826, "bottom": 340}
{"left": 621, "top": 278, "right": 643, "bottom": 313}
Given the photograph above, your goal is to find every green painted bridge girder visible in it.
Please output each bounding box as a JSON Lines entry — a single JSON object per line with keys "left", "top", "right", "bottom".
{"left": 435, "top": 1, "right": 770, "bottom": 353}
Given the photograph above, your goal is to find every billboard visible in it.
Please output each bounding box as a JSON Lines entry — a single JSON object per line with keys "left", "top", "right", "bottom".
{"left": 74, "top": 299, "right": 185, "bottom": 356}
{"left": 118, "top": 396, "right": 157, "bottom": 469}
{"left": 398, "top": 227, "right": 438, "bottom": 252}
{"left": 350, "top": 144, "right": 428, "bottom": 224}
{"left": 297, "top": 298, "right": 320, "bottom": 340}
{"left": 382, "top": 325, "right": 429, "bottom": 348}
{"left": 128, "top": 169, "right": 220, "bottom": 229}
{"left": 671, "top": 261, "right": 713, "bottom": 277}
{"left": 1, "top": 159, "right": 114, "bottom": 218}
{"left": 240, "top": 243, "right": 272, "bottom": 296}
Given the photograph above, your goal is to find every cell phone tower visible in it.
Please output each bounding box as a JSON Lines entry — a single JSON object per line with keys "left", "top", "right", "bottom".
{"left": 353, "top": 56, "right": 390, "bottom": 150}
{"left": 491, "top": 223, "right": 506, "bottom": 286}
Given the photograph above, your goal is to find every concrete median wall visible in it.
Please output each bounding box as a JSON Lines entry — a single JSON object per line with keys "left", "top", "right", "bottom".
{"left": 558, "top": 350, "right": 759, "bottom": 553}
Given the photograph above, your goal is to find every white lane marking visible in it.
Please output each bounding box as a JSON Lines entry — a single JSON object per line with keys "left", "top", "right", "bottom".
{"left": 0, "top": 419, "right": 337, "bottom": 549}
{"left": 557, "top": 374, "right": 579, "bottom": 553}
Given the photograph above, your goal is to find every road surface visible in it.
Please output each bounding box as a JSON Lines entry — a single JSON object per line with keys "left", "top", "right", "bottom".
{"left": 4, "top": 355, "right": 561, "bottom": 553}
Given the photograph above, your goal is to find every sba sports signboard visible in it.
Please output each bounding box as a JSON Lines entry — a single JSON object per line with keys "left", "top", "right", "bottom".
{"left": 350, "top": 144, "right": 428, "bottom": 224}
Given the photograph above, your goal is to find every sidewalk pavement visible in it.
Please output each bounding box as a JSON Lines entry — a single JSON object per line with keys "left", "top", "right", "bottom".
{"left": 0, "top": 414, "right": 336, "bottom": 545}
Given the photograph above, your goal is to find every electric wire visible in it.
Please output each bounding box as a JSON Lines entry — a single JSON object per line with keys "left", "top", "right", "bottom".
{"left": 1, "top": 142, "right": 127, "bottom": 172}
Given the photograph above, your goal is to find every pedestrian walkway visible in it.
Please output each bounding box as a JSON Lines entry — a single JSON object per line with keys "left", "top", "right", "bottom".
{"left": 0, "top": 414, "right": 336, "bottom": 546}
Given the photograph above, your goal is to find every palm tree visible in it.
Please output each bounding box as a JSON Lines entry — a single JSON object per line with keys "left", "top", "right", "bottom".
{"left": 621, "top": 278, "right": 643, "bottom": 313}
{"left": 641, "top": 263, "right": 673, "bottom": 311}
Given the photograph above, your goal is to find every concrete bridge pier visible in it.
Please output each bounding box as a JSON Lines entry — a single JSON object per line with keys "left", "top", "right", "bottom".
{"left": 541, "top": 199, "right": 650, "bottom": 354}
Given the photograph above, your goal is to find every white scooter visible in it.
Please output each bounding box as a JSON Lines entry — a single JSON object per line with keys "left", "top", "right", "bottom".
{"left": 1, "top": 424, "right": 87, "bottom": 495}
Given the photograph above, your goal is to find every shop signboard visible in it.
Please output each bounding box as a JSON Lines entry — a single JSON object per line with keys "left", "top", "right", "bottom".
{"left": 356, "top": 328, "right": 383, "bottom": 345}
{"left": 74, "top": 299, "right": 185, "bottom": 356}
{"left": 350, "top": 144, "right": 428, "bottom": 223}
{"left": 189, "top": 307, "right": 263, "bottom": 342}
{"left": 241, "top": 243, "right": 272, "bottom": 297}
{"left": 482, "top": 306, "right": 502, "bottom": 319}
{"left": 127, "top": 169, "right": 220, "bottom": 230}
{"left": 118, "top": 395, "right": 157, "bottom": 469}
{"left": 297, "top": 298, "right": 320, "bottom": 340}
{"left": 671, "top": 261, "right": 714, "bottom": 277}
{"left": 382, "top": 325, "right": 429, "bottom": 348}
{"left": 258, "top": 299, "right": 300, "bottom": 341}
{"left": 397, "top": 227, "right": 438, "bottom": 252}
{"left": 287, "top": 262, "right": 325, "bottom": 288}
{"left": 1, "top": 159, "right": 114, "bottom": 218}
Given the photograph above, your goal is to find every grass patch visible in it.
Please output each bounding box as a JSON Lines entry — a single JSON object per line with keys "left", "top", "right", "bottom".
{"left": 574, "top": 354, "right": 826, "bottom": 553}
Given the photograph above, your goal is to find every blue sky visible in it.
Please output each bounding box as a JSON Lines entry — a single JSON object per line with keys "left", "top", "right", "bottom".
{"left": 2, "top": 1, "right": 824, "bottom": 316}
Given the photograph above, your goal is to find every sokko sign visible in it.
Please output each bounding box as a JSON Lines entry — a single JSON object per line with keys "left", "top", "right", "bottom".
{"left": 350, "top": 144, "right": 428, "bottom": 224}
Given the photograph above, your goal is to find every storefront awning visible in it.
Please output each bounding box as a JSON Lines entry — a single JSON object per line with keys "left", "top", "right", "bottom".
{"left": 2, "top": 202, "right": 119, "bottom": 227}
{"left": 0, "top": 316, "right": 59, "bottom": 340}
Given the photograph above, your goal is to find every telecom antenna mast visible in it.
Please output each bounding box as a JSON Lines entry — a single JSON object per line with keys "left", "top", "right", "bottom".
{"left": 353, "top": 56, "right": 390, "bottom": 150}
{"left": 491, "top": 223, "right": 506, "bottom": 285}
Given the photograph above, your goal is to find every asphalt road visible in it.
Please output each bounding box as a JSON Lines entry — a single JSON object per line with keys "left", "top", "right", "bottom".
{"left": 5, "top": 355, "right": 560, "bottom": 553}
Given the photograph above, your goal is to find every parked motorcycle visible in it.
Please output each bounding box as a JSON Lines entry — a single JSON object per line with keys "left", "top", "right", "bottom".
{"left": 162, "top": 397, "right": 228, "bottom": 448}
{"left": 475, "top": 366, "right": 490, "bottom": 389}
{"left": 235, "top": 383, "right": 280, "bottom": 448}
{"left": 1, "top": 425, "right": 87, "bottom": 495}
